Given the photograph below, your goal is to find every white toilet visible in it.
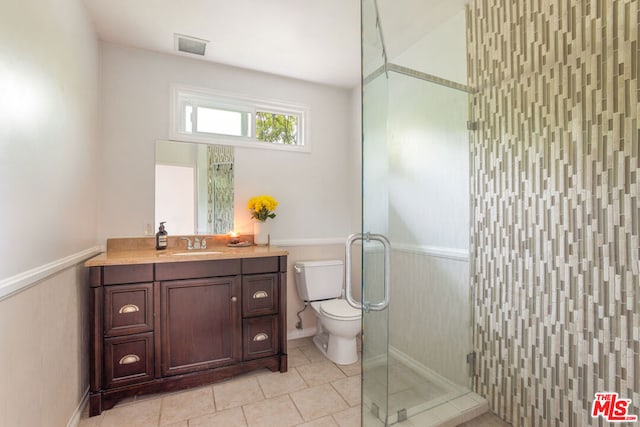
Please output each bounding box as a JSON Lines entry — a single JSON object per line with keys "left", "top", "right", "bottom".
{"left": 294, "top": 260, "right": 361, "bottom": 365}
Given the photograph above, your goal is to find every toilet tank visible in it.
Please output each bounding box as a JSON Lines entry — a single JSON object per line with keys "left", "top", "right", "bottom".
{"left": 294, "top": 260, "right": 344, "bottom": 302}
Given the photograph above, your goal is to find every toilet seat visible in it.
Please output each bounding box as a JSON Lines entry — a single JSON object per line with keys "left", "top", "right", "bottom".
{"left": 319, "top": 299, "right": 361, "bottom": 320}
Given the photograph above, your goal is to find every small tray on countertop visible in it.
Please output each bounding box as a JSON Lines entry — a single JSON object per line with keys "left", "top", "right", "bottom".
{"left": 227, "top": 241, "right": 252, "bottom": 247}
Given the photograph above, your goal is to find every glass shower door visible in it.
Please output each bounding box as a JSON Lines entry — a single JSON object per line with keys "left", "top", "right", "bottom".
{"left": 360, "top": 0, "right": 476, "bottom": 425}
{"left": 360, "top": 1, "right": 392, "bottom": 424}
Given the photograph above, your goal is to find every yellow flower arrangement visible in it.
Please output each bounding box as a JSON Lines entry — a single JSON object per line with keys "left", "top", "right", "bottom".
{"left": 247, "top": 195, "right": 278, "bottom": 222}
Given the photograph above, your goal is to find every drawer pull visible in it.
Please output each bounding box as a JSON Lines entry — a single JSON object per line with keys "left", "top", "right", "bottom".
{"left": 252, "top": 291, "right": 269, "bottom": 299}
{"left": 118, "top": 304, "right": 140, "bottom": 314}
{"left": 253, "top": 333, "right": 269, "bottom": 342}
{"left": 119, "top": 354, "right": 140, "bottom": 365}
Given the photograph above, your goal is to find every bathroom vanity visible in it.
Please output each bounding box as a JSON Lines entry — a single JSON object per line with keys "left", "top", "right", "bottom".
{"left": 85, "top": 238, "right": 288, "bottom": 416}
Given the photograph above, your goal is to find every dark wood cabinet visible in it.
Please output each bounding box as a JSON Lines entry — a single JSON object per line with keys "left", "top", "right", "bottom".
{"left": 88, "top": 255, "right": 287, "bottom": 416}
{"left": 160, "top": 277, "right": 242, "bottom": 376}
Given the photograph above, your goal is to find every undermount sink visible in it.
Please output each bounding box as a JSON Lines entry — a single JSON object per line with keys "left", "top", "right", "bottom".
{"left": 173, "top": 251, "right": 224, "bottom": 256}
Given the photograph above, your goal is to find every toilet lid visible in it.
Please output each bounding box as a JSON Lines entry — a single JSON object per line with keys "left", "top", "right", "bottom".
{"left": 320, "top": 299, "right": 361, "bottom": 319}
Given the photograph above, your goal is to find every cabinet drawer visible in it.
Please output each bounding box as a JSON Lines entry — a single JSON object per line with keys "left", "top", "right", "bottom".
{"left": 156, "top": 259, "right": 241, "bottom": 281}
{"left": 243, "top": 316, "right": 279, "bottom": 360}
{"left": 103, "top": 264, "right": 153, "bottom": 285}
{"left": 104, "top": 283, "right": 153, "bottom": 337}
{"left": 104, "top": 333, "right": 154, "bottom": 388}
{"left": 242, "top": 274, "right": 278, "bottom": 317}
{"left": 241, "top": 257, "right": 279, "bottom": 274}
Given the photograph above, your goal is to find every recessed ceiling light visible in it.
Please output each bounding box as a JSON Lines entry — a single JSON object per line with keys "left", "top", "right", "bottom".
{"left": 174, "top": 34, "right": 209, "bottom": 56}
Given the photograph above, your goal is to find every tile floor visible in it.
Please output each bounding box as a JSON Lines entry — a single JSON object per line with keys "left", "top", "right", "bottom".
{"left": 79, "top": 338, "right": 360, "bottom": 427}
{"left": 78, "top": 337, "right": 510, "bottom": 427}
{"left": 457, "top": 413, "right": 511, "bottom": 427}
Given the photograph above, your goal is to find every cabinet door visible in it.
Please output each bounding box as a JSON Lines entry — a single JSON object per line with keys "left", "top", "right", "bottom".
{"left": 160, "top": 276, "right": 241, "bottom": 376}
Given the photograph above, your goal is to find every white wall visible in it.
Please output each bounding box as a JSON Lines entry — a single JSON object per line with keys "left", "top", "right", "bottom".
{"left": 349, "top": 85, "right": 362, "bottom": 234}
{"left": 0, "top": 0, "right": 99, "bottom": 279}
{"left": 0, "top": 0, "right": 100, "bottom": 425}
{"left": 385, "top": 9, "right": 469, "bottom": 252}
{"left": 392, "top": 10, "right": 467, "bottom": 85}
{"left": 387, "top": 72, "right": 469, "bottom": 250}
{"left": 0, "top": 265, "right": 92, "bottom": 426}
{"left": 98, "top": 43, "right": 354, "bottom": 243}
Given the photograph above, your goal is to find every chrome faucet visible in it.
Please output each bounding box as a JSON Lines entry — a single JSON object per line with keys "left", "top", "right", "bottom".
{"left": 180, "top": 236, "right": 212, "bottom": 250}
{"left": 180, "top": 237, "right": 194, "bottom": 250}
{"left": 200, "top": 237, "right": 211, "bottom": 249}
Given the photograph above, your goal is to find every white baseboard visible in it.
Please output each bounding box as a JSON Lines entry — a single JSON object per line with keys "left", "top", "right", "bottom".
{"left": 287, "top": 327, "right": 317, "bottom": 341}
{"left": 67, "top": 388, "right": 89, "bottom": 427}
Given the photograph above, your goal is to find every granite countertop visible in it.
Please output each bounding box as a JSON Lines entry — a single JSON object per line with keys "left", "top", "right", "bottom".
{"left": 85, "top": 236, "right": 288, "bottom": 267}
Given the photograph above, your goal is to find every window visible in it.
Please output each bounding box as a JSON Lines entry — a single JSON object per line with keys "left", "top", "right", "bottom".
{"left": 256, "top": 111, "right": 298, "bottom": 145}
{"left": 193, "top": 106, "right": 250, "bottom": 137}
{"left": 171, "top": 85, "right": 309, "bottom": 152}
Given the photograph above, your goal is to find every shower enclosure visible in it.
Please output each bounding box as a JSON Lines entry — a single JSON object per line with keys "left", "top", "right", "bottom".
{"left": 359, "top": 0, "right": 640, "bottom": 425}
{"left": 357, "top": 0, "right": 485, "bottom": 424}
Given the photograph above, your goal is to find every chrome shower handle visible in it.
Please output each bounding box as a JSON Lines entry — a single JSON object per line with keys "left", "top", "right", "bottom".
{"left": 345, "top": 233, "right": 362, "bottom": 310}
{"left": 345, "top": 232, "right": 391, "bottom": 312}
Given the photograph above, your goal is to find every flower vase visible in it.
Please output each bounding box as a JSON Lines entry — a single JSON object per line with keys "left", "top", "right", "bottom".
{"left": 253, "top": 221, "right": 270, "bottom": 245}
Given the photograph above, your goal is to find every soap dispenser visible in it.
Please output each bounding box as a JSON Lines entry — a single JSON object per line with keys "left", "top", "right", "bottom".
{"left": 156, "top": 221, "right": 168, "bottom": 250}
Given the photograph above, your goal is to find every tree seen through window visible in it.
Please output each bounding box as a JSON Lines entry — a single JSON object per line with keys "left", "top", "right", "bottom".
{"left": 255, "top": 111, "right": 298, "bottom": 144}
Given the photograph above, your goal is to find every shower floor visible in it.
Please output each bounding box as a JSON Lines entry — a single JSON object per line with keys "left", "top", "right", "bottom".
{"left": 363, "top": 353, "right": 487, "bottom": 425}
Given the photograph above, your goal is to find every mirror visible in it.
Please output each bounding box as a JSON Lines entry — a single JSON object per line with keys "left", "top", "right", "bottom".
{"left": 155, "top": 140, "right": 234, "bottom": 235}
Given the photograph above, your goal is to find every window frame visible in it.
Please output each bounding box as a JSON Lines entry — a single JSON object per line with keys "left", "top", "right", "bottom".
{"left": 170, "top": 84, "right": 310, "bottom": 153}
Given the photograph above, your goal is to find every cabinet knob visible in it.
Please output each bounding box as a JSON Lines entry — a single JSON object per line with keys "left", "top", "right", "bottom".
{"left": 253, "top": 333, "right": 269, "bottom": 342}
{"left": 118, "top": 304, "right": 140, "bottom": 314}
{"left": 231, "top": 296, "right": 238, "bottom": 302}
{"left": 252, "top": 291, "right": 268, "bottom": 299}
{"left": 119, "top": 354, "right": 140, "bottom": 365}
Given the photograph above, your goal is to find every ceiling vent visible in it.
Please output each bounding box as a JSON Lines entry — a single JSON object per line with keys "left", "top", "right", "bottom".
{"left": 175, "top": 34, "right": 208, "bottom": 56}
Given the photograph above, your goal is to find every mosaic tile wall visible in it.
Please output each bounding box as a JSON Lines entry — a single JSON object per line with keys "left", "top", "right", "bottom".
{"left": 207, "top": 145, "right": 234, "bottom": 234}
{"left": 467, "top": 0, "right": 640, "bottom": 425}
